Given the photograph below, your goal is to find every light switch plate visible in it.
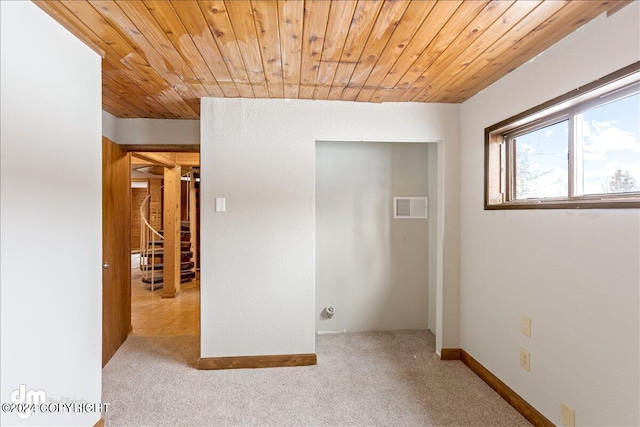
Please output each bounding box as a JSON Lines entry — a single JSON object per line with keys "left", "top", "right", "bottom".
{"left": 521, "top": 315, "right": 531, "bottom": 337}
{"left": 561, "top": 402, "right": 575, "bottom": 427}
{"left": 215, "top": 197, "right": 226, "bottom": 212}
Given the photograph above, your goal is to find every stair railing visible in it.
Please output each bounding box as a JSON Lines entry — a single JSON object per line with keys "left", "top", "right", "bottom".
{"left": 139, "top": 169, "right": 196, "bottom": 291}
{"left": 140, "top": 183, "right": 164, "bottom": 291}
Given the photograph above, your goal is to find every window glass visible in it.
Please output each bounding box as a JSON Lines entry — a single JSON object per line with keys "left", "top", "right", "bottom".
{"left": 514, "top": 120, "right": 569, "bottom": 199}
{"left": 485, "top": 64, "right": 640, "bottom": 209}
{"left": 580, "top": 93, "right": 640, "bottom": 195}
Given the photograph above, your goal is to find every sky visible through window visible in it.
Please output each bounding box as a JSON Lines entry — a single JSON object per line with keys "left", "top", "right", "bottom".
{"left": 514, "top": 92, "right": 639, "bottom": 199}
{"left": 581, "top": 93, "right": 640, "bottom": 194}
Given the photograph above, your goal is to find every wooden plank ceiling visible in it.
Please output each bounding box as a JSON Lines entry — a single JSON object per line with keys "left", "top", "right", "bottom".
{"left": 35, "top": 0, "right": 630, "bottom": 119}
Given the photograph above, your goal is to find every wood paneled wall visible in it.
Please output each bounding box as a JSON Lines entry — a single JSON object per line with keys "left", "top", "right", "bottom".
{"left": 148, "top": 178, "right": 163, "bottom": 231}
{"left": 131, "top": 186, "right": 148, "bottom": 251}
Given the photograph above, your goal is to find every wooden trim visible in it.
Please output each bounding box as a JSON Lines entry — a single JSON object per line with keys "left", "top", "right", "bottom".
{"left": 460, "top": 350, "right": 554, "bottom": 427}
{"left": 486, "top": 62, "right": 639, "bottom": 135}
{"left": 130, "top": 157, "right": 156, "bottom": 166}
{"left": 176, "top": 152, "right": 200, "bottom": 167}
{"left": 131, "top": 152, "right": 176, "bottom": 168}
{"left": 123, "top": 144, "right": 200, "bottom": 153}
{"left": 440, "top": 348, "right": 462, "bottom": 360}
{"left": 93, "top": 417, "right": 105, "bottom": 427}
{"left": 162, "top": 165, "right": 182, "bottom": 298}
{"left": 486, "top": 198, "right": 640, "bottom": 210}
{"left": 197, "top": 353, "right": 317, "bottom": 370}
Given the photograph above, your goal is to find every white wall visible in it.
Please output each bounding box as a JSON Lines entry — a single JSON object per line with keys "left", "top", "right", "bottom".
{"left": 459, "top": 4, "right": 640, "bottom": 426}
{"left": 201, "top": 99, "right": 459, "bottom": 357}
{"left": 116, "top": 117, "right": 200, "bottom": 145}
{"left": 316, "top": 141, "right": 430, "bottom": 332}
{"left": 1, "top": 2, "right": 102, "bottom": 426}
{"left": 102, "top": 110, "right": 118, "bottom": 142}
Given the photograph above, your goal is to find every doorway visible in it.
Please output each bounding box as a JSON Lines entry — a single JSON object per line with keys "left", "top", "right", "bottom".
{"left": 314, "top": 139, "right": 443, "bottom": 346}
{"left": 128, "top": 149, "right": 201, "bottom": 337}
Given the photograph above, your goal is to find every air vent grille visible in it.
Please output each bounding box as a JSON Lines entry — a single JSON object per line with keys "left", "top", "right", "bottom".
{"left": 394, "top": 197, "right": 428, "bottom": 219}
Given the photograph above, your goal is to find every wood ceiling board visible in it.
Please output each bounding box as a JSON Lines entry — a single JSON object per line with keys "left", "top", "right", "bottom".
{"left": 113, "top": 0, "right": 225, "bottom": 99}
{"left": 328, "top": 0, "right": 384, "bottom": 100}
{"left": 168, "top": 1, "right": 240, "bottom": 97}
{"left": 456, "top": 0, "right": 628, "bottom": 102}
{"left": 39, "top": 1, "right": 179, "bottom": 118}
{"left": 313, "top": 0, "right": 358, "bottom": 100}
{"left": 341, "top": 0, "right": 411, "bottom": 102}
{"left": 277, "top": 0, "right": 304, "bottom": 98}
{"left": 413, "top": 0, "right": 543, "bottom": 103}
{"left": 102, "top": 102, "right": 123, "bottom": 119}
{"left": 251, "top": 0, "right": 285, "bottom": 98}
{"left": 396, "top": 0, "right": 515, "bottom": 102}
{"left": 298, "top": 0, "right": 332, "bottom": 99}
{"left": 385, "top": 0, "right": 491, "bottom": 102}
{"left": 225, "top": 0, "right": 270, "bottom": 97}
{"left": 198, "top": 1, "right": 255, "bottom": 97}
{"left": 607, "top": 1, "right": 633, "bottom": 16}
{"left": 103, "top": 94, "right": 143, "bottom": 119}
{"left": 90, "top": 0, "right": 216, "bottom": 109}
{"left": 442, "top": 0, "right": 617, "bottom": 103}
{"left": 356, "top": 0, "right": 436, "bottom": 102}
{"left": 102, "top": 84, "right": 149, "bottom": 118}
{"left": 58, "top": 0, "right": 198, "bottom": 118}
{"left": 142, "top": 0, "right": 224, "bottom": 103}
{"left": 370, "top": 0, "right": 462, "bottom": 103}
{"left": 102, "top": 60, "right": 175, "bottom": 119}
{"left": 36, "top": 0, "right": 628, "bottom": 118}
{"left": 424, "top": 0, "right": 568, "bottom": 103}
{"left": 103, "top": 72, "right": 164, "bottom": 118}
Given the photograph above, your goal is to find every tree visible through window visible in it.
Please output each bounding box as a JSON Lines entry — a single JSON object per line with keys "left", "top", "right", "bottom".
{"left": 513, "top": 120, "right": 569, "bottom": 200}
{"left": 608, "top": 169, "right": 638, "bottom": 193}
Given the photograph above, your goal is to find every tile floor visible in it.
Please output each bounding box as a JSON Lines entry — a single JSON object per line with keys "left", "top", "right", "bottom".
{"left": 130, "top": 269, "right": 200, "bottom": 337}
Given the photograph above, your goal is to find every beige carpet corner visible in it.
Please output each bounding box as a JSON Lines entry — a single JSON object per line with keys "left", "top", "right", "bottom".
{"left": 102, "top": 330, "right": 530, "bottom": 426}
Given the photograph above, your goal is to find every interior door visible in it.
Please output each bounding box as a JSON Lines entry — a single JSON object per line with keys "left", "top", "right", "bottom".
{"left": 102, "top": 137, "right": 131, "bottom": 367}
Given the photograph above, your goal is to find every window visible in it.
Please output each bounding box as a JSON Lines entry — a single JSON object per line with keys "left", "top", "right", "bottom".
{"left": 485, "top": 62, "right": 640, "bottom": 209}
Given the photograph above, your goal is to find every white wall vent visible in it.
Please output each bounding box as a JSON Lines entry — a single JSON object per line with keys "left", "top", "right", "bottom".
{"left": 394, "top": 197, "right": 428, "bottom": 219}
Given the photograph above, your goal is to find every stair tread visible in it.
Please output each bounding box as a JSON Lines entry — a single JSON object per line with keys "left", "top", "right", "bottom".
{"left": 140, "top": 261, "right": 194, "bottom": 271}
{"left": 142, "top": 270, "right": 196, "bottom": 285}
{"left": 141, "top": 249, "right": 192, "bottom": 255}
{"left": 148, "top": 241, "right": 192, "bottom": 247}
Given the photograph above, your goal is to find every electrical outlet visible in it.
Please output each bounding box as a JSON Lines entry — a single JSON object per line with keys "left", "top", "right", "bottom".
{"left": 561, "top": 402, "right": 575, "bottom": 427}
{"left": 521, "top": 315, "right": 531, "bottom": 337}
{"left": 520, "top": 348, "right": 530, "bottom": 371}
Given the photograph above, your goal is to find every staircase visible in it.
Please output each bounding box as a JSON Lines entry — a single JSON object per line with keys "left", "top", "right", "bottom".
{"left": 140, "top": 221, "right": 196, "bottom": 289}
{"left": 139, "top": 168, "right": 198, "bottom": 291}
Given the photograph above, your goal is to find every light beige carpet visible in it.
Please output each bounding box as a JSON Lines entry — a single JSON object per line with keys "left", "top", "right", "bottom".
{"left": 102, "top": 331, "right": 530, "bottom": 426}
